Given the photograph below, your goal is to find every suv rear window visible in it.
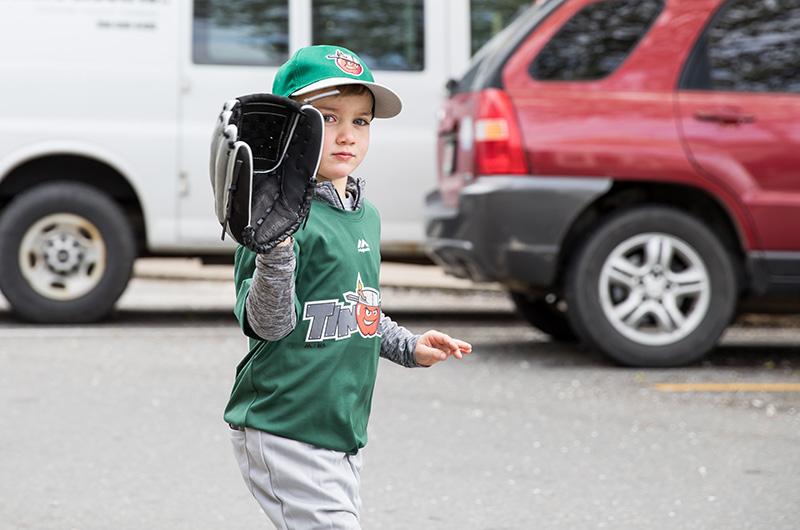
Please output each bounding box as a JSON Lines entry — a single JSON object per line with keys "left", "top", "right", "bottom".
{"left": 530, "top": 0, "right": 664, "bottom": 81}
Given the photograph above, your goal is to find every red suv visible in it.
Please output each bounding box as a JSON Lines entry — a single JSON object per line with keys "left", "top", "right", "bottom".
{"left": 425, "top": 0, "right": 800, "bottom": 367}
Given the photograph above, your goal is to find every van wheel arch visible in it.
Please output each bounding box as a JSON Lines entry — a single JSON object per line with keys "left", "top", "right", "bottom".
{"left": 0, "top": 154, "right": 147, "bottom": 254}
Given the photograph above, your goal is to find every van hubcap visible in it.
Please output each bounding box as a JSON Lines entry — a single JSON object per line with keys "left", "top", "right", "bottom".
{"left": 599, "top": 233, "right": 710, "bottom": 346}
{"left": 19, "top": 214, "right": 106, "bottom": 301}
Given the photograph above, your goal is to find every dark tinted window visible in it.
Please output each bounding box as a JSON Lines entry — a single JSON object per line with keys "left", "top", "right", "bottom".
{"left": 192, "top": 0, "right": 288, "bottom": 66}
{"left": 312, "top": 0, "right": 425, "bottom": 71}
{"left": 470, "top": 0, "right": 531, "bottom": 56}
{"left": 705, "top": 0, "right": 800, "bottom": 93}
{"left": 530, "top": 0, "right": 664, "bottom": 81}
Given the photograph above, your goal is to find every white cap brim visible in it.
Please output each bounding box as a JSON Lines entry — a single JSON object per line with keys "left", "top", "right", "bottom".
{"left": 291, "top": 78, "right": 402, "bottom": 119}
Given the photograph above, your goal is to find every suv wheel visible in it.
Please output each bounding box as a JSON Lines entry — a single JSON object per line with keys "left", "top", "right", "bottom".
{"left": 0, "top": 182, "right": 136, "bottom": 323}
{"left": 509, "top": 291, "right": 576, "bottom": 342}
{"left": 565, "top": 206, "right": 737, "bottom": 367}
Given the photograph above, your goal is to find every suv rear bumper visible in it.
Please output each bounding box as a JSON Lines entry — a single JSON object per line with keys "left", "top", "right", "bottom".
{"left": 425, "top": 176, "right": 611, "bottom": 288}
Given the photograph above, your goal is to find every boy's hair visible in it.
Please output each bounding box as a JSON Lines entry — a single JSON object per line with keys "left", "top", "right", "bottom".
{"left": 336, "top": 84, "right": 371, "bottom": 98}
{"left": 338, "top": 85, "right": 375, "bottom": 118}
{"left": 294, "top": 84, "right": 375, "bottom": 118}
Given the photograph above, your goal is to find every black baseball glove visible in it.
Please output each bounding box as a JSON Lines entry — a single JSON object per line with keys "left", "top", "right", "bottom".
{"left": 210, "top": 93, "right": 324, "bottom": 252}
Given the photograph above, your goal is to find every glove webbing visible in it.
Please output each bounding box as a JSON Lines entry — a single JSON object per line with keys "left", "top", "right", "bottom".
{"left": 251, "top": 111, "right": 301, "bottom": 231}
{"left": 224, "top": 104, "right": 304, "bottom": 246}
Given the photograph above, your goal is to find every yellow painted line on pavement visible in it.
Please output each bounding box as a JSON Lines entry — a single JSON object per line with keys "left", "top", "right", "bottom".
{"left": 654, "top": 383, "right": 800, "bottom": 393}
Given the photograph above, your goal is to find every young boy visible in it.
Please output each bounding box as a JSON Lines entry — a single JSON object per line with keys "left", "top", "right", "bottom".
{"left": 223, "top": 45, "right": 472, "bottom": 529}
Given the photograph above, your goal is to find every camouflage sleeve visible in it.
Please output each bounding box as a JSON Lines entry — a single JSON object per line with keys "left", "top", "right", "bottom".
{"left": 379, "top": 312, "right": 423, "bottom": 368}
{"left": 244, "top": 244, "right": 297, "bottom": 341}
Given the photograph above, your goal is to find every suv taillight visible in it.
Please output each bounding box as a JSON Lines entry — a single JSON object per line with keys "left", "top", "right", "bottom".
{"left": 474, "top": 89, "right": 528, "bottom": 175}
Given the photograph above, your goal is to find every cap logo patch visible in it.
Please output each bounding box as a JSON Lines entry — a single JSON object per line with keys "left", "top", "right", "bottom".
{"left": 326, "top": 49, "right": 364, "bottom": 76}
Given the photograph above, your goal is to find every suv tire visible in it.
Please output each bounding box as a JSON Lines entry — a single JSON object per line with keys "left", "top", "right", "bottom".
{"left": 0, "top": 182, "right": 136, "bottom": 323}
{"left": 509, "top": 291, "right": 577, "bottom": 342}
{"left": 565, "top": 206, "right": 737, "bottom": 367}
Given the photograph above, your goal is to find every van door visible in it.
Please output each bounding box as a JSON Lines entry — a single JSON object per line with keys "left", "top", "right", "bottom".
{"left": 306, "top": 0, "right": 445, "bottom": 252}
{"left": 0, "top": 0, "right": 181, "bottom": 250}
{"left": 176, "top": 0, "right": 453, "bottom": 253}
{"left": 177, "top": 0, "right": 299, "bottom": 248}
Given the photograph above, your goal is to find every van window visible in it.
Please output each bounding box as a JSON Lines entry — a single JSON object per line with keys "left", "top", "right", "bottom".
{"left": 192, "top": 0, "right": 289, "bottom": 66}
{"left": 312, "top": 0, "right": 425, "bottom": 71}
{"left": 470, "top": 0, "right": 531, "bottom": 56}
{"left": 452, "top": 0, "right": 562, "bottom": 95}
{"left": 704, "top": 0, "right": 800, "bottom": 93}
{"left": 530, "top": 0, "right": 664, "bottom": 81}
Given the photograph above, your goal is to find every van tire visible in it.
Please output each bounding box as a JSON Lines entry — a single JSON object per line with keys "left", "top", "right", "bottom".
{"left": 509, "top": 291, "right": 577, "bottom": 342}
{"left": 565, "top": 206, "right": 737, "bottom": 367}
{"left": 0, "top": 182, "right": 136, "bottom": 323}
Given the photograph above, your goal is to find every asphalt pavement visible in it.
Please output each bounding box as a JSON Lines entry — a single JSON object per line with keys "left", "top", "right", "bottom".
{"left": 0, "top": 259, "right": 799, "bottom": 530}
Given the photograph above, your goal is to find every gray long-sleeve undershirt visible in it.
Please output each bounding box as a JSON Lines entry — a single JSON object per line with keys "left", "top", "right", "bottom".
{"left": 246, "top": 248, "right": 297, "bottom": 341}
{"left": 244, "top": 177, "right": 422, "bottom": 368}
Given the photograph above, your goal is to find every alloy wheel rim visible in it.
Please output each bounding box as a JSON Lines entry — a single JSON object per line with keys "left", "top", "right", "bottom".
{"left": 18, "top": 213, "right": 106, "bottom": 301}
{"left": 598, "top": 233, "right": 710, "bottom": 346}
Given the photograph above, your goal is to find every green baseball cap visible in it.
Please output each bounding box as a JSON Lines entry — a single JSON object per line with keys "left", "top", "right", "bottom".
{"left": 272, "top": 45, "right": 402, "bottom": 119}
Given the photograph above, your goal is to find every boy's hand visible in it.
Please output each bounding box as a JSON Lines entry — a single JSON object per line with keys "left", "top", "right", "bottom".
{"left": 414, "top": 330, "right": 472, "bottom": 367}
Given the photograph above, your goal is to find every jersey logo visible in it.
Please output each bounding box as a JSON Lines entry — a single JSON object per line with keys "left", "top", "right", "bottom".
{"left": 357, "top": 239, "right": 371, "bottom": 253}
{"left": 325, "top": 49, "right": 365, "bottom": 76}
{"left": 303, "top": 273, "right": 380, "bottom": 342}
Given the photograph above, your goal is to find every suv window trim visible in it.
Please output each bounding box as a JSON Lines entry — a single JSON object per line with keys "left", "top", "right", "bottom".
{"left": 679, "top": 1, "right": 731, "bottom": 91}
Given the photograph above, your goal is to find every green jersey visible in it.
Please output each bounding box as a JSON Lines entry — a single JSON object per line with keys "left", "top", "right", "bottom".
{"left": 224, "top": 198, "right": 382, "bottom": 454}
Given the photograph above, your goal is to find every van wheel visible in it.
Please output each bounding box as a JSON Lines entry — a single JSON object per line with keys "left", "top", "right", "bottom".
{"left": 0, "top": 182, "right": 136, "bottom": 323}
{"left": 565, "top": 206, "right": 737, "bottom": 367}
{"left": 509, "top": 291, "right": 577, "bottom": 342}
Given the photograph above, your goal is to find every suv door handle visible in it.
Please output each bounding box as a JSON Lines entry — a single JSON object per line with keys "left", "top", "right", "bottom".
{"left": 693, "top": 110, "right": 756, "bottom": 125}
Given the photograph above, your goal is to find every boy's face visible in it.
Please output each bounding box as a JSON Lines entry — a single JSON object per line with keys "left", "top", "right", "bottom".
{"left": 303, "top": 88, "right": 373, "bottom": 182}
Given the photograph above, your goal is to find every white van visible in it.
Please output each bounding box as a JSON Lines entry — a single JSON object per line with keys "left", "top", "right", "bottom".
{"left": 0, "top": 0, "right": 528, "bottom": 322}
